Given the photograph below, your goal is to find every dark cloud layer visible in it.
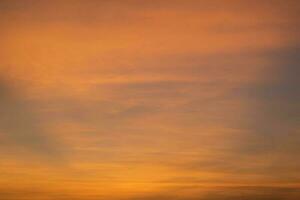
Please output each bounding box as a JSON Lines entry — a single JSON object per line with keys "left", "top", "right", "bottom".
{"left": 0, "top": 186, "right": 299, "bottom": 200}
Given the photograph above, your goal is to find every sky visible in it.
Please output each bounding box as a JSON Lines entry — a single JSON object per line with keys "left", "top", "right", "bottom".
{"left": 0, "top": 0, "right": 299, "bottom": 199}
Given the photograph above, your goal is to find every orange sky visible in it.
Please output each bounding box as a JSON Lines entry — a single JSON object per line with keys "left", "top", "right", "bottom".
{"left": 0, "top": 0, "right": 299, "bottom": 199}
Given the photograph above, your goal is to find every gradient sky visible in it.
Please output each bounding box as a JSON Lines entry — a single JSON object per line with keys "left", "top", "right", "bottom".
{"left": 0, "top": 0, "right": 299, "bottom": 199}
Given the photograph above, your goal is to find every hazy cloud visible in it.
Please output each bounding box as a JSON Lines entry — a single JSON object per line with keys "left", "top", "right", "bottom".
{"left": 0, "top": 77, "right": 63, "bottom": 161}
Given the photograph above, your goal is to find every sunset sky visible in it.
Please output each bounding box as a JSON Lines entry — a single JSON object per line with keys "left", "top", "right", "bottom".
{"left": 0, "top": 0, "right": 299, "bottom": 199}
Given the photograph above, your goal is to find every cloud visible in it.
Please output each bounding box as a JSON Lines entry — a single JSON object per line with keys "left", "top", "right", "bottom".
{"left": 236, "top": 47, "right": 300, "bottom": 151}
{"left": 0, "top": 77, "right": 63, "bottom": 161}
{"left": 0, "top": 186, "right": 299, "bottom": 200}
{"left": 0, "top": 0, "right": 299, "bottom": 198}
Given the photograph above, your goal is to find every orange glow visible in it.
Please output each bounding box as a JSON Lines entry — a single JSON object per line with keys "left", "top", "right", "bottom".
{"left": 0, "top": 0, "right": 299, "bottom": 199}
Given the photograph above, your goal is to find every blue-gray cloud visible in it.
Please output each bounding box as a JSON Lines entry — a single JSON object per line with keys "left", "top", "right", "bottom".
{"left": 0, "top": 77, "right": 63, "bottom": 161}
